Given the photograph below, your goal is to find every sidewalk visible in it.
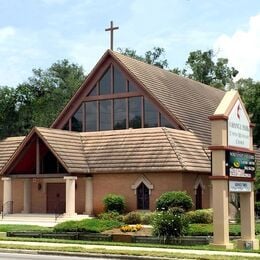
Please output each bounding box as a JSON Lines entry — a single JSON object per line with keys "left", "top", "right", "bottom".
{"left": 0, "top": 240, "right": 259, "bottom": 258}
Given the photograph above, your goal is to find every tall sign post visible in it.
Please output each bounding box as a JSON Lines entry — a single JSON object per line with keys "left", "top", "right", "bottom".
{"left": 209, "top": 90, "right": 258, "bottom": 249}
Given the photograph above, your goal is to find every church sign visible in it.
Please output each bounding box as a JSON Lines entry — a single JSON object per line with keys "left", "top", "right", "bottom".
{"left": 228, "top": 100, "right": 250, "bottom": 149}
{"left": 229, "top": 180, "right": 252, "bottom": 193}
{"left": 226, "top": 150, "right": 255, "bottom": 178}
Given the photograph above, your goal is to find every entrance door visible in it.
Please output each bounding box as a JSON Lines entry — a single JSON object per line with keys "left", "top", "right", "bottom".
{"left": 137, "top": 182, "right": 149, "bottom": 210}
{"left": 47, "top": 183, "right": 65, "bottom": 213}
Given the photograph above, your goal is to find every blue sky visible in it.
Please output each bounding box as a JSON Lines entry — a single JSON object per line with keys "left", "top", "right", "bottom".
{"left": 0, "top": 0, "right": 260, "bottom": 87}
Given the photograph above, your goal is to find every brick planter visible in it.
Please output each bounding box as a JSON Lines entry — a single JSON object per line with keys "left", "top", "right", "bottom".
{"left": 112, "top": 234, "right": 133, "bottom": 243}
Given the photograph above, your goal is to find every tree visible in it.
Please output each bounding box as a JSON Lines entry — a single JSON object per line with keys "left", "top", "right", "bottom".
{"left": 235, "top": 78, "right": 260, "bottom": 146}
{"left": 0, "top": 87, "right": 18, "bottom": 139}
{"left": 0, "top": 59, "right": 85, "bottom": 138}
{"left": 118, "top": 47, "right": 168, "bottom": 68}
{"left": 185, "top": 50, "right": 238, "bottom": 90}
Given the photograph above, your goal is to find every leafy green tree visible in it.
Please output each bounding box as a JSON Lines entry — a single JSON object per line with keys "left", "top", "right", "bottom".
{"left": 0, "top": 59, "right": 85, "bottom": 138}
{"left": 0, "top": 87, "right": 18, "bottom": 139}
{"left": 185, "top": 50, "right": 238, "bottom": 89}
{"left": 118, "top": 47, "right": 168, "bottom": 68}
{"left": 235, "top": 78, "right": 260, "bottom": 146}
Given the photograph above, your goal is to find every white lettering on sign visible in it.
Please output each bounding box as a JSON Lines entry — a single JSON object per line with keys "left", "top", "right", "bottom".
{"left": 229, "top": 181, "right": 252, "bottom": 193}
{"left": 228, "top": 100, "right": 250, "bottom": 149}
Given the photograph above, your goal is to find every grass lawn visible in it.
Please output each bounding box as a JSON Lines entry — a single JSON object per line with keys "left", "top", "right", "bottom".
{"left": 0, "top": 240, "right": 257, "bottom": 260}
{"left": 0, "top": 224, "right": 51, "bottom": 232}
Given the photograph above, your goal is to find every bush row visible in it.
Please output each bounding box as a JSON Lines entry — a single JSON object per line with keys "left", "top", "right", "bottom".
{"left": 53, "top": 218, "right": 122, "bottom": 233}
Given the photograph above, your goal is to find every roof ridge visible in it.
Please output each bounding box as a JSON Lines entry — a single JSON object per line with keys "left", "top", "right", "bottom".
{"left": 110, "top": 52, "right": 187, "bottom": 131}
{"left": 162, "top": 127, "right": 186, "bottom": 170}
{"left": 112, "top": 51, "right": 225, "bottom": 95}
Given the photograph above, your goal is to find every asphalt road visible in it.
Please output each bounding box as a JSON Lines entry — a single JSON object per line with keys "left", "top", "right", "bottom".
{"left": 0, "top": 252, "right": 120, "bottom": 260}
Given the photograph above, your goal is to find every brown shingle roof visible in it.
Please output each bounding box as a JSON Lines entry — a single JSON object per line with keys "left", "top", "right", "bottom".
{"left": 36, "top": 127, "right": 89, "bottom": 174}
{"left": 0, "top": 127, "right": 210, "bottom": 175}
{"left": 81, "top": 127, "right": 210, "bottom": 173}
{"left": 111, "top": 51, "right": 225, "bottom": 144}
{"left": 51, "top": 50, "right": 225, "bottom": 145}
{"left": 0, "top": 136, "right": 25, "bottom": 172}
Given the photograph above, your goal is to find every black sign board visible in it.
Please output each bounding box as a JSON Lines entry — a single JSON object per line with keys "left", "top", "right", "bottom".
{"left": 226, "top": 151, "right": 255, "bottom": 178}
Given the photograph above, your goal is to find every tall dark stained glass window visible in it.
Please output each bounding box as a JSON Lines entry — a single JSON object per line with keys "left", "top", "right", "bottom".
{"left": 113, "top": 67, "right": 126, "bottom": 93}
{"left": 137, "top": 183, "right": 149, "bottom": 210}
{"left": 86, "top": 101, "right": 98, "bottom": 131}
{"left": 99, "top": 100, "right": 112, "bottom": 130}
{"left": 99, "top": 67, "right": 111, "bottom": 95}
{"left": 71, "top": 105, "right": 83, "bottom": 131}
{"left": 196, "top": 185, "right": 202, "bottom": 209}
{"left": 114, "top": 99, "right": 126, "bottom": 129}
{"left": 144, "top": 98, "right": 158, "bottom": 127}
{"left": 129, "top": 97, "right": 142, "bottom": 128}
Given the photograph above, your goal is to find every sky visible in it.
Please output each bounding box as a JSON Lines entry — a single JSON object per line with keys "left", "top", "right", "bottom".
{"left": 0, "top": 0, "right": 260, "bottom": 87}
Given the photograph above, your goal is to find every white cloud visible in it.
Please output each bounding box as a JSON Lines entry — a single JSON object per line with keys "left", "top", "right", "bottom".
{"left": 214, "top": 14, "right": 260, "bottom": 80}
{"left": 0, "top": 26, "right": 15, "bottom": 43}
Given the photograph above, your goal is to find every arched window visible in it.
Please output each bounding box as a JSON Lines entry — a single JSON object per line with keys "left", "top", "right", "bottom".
{"left": 137, "top": 183, "right": 149, "bottom": 210}
{"left": 131, "top": 175, "right": 153, "bottom": 210}
{"left": 196, "top": 184, "right": 202, "bottom": 209}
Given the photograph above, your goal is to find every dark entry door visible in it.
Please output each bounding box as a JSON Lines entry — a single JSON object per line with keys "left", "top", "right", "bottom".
{"left": 47, "top": 183, "right": 65, "bottom": 213}
{"left": 137, "top": 183, "right": 149, "bottom": 210}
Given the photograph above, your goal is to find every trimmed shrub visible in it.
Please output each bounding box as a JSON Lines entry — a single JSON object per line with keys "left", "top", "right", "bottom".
{"left": 141, "top": 212, "right": 155, "bottom": 225}
{"left": 53, "top": 220, "right": 78, "bottom": 232}
{"left": 53, "top": 218, "right": 122, "bottom": 233}
{"left": 103, "top": 194, "right": 126, "bottom": 214}
{"left": 98, "top": 211, "right": 123, "bottom": 222}
{"left": 187, "top": 223, "right": 213, "bottom": 236}
{"left": 187, "top": 223, "right": 260, "bottom": 236}
{"left": 156, "top": 191, "right": 193, "bottom": 212}
{"left": 152, "top": 207, "right": 189, "bottom": 240}
{"left": 186, "top": 209, "right": 213, "bottom": 224}
{"left": 123, "top": 211, "right": 142, "bottom": 224}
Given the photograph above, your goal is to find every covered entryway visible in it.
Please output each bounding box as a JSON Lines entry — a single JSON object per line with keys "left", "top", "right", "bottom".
{"left": 46, "top": 183, "right": 65, "bottom": 213}
{"left": 0, "top": 127, "right": 92, "bottom": 217}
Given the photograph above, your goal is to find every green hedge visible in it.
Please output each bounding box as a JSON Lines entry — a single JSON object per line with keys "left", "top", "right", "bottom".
{"left": 53, "top": 219, "right": 122, "bottom": 233}
{"left": 103, "top": 194, "right": 126, "bottom": 214}
{"left": 187, "top": 223, "right": 260, "bottom": 236}
{"left": 156, "top": 191, "right": 193, "bottom": 211}
{"left": 186, "top": 209, "right": 213, "bottom": 224}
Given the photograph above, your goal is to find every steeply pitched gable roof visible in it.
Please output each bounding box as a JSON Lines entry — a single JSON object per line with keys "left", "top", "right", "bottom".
{"left": 36, "top": 127, "right": 89, "bottom": 173}
{"left": 0, "top": 127, "right": 210, "bottom": 175}
{"left": 52, "top": 50, "right": 225, "bottom": 145}
{"left": 111, "top": 51, "right": 225, "bottom": 144}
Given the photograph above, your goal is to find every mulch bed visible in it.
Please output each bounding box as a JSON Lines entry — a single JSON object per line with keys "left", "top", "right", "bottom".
{"left": 102, "top": 226, "right": 153, "bottom": 236}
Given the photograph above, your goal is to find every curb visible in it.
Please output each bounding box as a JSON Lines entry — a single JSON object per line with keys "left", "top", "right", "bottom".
{"left": 0, "top": 248, "right": 177, "bottom": 260}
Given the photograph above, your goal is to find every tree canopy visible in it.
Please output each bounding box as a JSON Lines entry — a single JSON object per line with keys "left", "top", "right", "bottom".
{"left": 0, "top": 59, "right": 85, "bottom": 139}
{"left": 0, "top": 48, "right": 258, "bottom": 146}
{"left": 172, "top": 49, "right": 239, "bottom": 90}
{"left": 118, "top": 47, "right": 168, "bottom": 68}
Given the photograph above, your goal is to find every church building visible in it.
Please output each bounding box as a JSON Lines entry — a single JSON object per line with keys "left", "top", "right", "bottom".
{"left": 0, "top": 50, "right": 226, "bottom": 216}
